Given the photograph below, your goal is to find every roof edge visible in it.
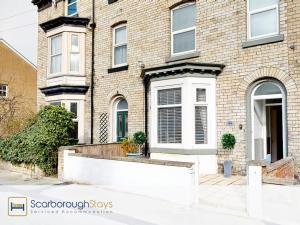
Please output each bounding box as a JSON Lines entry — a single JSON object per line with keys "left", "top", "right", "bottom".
{"left": 0, "top": 39, "right": 37, "bottom": 70}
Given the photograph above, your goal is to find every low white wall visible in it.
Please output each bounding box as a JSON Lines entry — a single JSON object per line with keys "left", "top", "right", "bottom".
{"left": 63, "top": 151, "right": 195, "bottom": 186}
{"left": 150, "top": 153, "right": 218, "bottom": 175}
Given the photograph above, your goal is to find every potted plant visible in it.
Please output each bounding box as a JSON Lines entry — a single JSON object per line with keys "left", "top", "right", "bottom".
{"left": 221, "top": 133, "right": 236, "bottom": 178}
{"left": 133, "top": 131, "right": 147, "bottom": 155}
{"left": 121, "top": 137, "right": 139, "bottom": 157}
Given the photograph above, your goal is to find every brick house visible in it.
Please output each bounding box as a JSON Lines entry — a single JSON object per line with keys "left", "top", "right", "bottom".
{"left": 0, "top": 39, "right": 37, "bottom": 137}
{"left": 32, "top": 0, "right": 300, "bottom": 176}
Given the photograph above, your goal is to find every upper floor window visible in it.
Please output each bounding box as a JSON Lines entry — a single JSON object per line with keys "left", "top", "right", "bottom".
{"left": 48, "top": 32, "right": 85, "bottom": 77}
{"left": 248, "top": 0, "right": 279, "bottom": 40}
{"left": 50, "top": 35, "right": 62, "bottom": 74}
{"left": 70, "top": 34, "right": 80, "bottom": 73}
{"left": 113, "top": 24, "right": 127, "bottom": 67}
{"left": 67, "top": 0, "right": 77, "bottom": 16}
{"left": 0, "top": 84, "right": 8, "bottom": 97}
{"left": 171, "top": 2, "right": 196, "bottom": 55}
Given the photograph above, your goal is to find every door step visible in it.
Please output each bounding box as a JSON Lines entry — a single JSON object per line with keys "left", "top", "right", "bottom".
{"left": 249, "top": 157, "right": 297, "bottom": 185}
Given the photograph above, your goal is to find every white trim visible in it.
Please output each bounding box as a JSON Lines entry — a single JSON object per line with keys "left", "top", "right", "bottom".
{"left": 112, "top": 24, "right": 128, "bottom": 68}
{"left": 171, "top": 2, "right": 197, "bottom": 56}
{"left": 250, "top": 81, "right": 287, "bottom": 161}
{"left": 0, "top": 39, "right": 37, "bottom": 69}
{"left": 247, "top": 0, "right": 280, "bottom": 40}
{"left": 150, "top": 77, "right": 216, "bottom": 151}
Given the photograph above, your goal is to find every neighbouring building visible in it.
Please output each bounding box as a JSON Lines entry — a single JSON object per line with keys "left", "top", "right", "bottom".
{"left": 0, "top": 39, "right": 37, "bottom": 137}
{"left": 32, "top": 0, "right": 300, "bottom": 176}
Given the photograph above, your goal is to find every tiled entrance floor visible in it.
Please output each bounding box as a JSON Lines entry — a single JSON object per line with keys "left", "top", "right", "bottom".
{"left": 200, "top": 174, "right": 246, "bottom": 185}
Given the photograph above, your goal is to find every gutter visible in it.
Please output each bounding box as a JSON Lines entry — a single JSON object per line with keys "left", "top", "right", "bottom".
{"left": 90, "top": 0, "right": 96, "bottom": 144}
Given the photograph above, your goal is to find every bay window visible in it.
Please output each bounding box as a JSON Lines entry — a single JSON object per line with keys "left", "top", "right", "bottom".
{"left": 248, "top": 0, "right": 279, "bottom": 39}
{"left": 70, "top": 34, "right": 80, "bottom": 73}
{"left": 113, "top": 24, "right": 127, "bottom": 67}
{"left": 171, "top": 2, "right": 196, "bottom": 55}
{"left": 151, "top": 78, "right": 216, "bottom": 150}
{"left": 50, "top": 35, "right": 62, "bottom": 74}
{"left": 157, "top": 88, "right": 182, "bottom": 144}
{"left": 195, "top": 88, "right": 208, "bottom": 144}
{"left": 48, "top": 31, "right": 84, "bottom": 77}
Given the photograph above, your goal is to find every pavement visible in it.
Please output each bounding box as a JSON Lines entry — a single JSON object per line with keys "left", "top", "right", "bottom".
{"left": 0, "top": 169, "right": 60, "bottom": 185}
{"left": 0, "top": 169, "right": 299, "bottom": 225}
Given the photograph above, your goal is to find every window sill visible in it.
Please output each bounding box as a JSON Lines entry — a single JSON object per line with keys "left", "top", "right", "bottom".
{"left": 150, "top": 148, "right": 217, "bottom": 155}
{"left": 242, "top": 34, "right": 284, "bottom": 49}
{"left": 165, "top": 51, "right": 200, "bottom": 63}
{"left": 108, "top": 65, "right": 129, "bottom": 74}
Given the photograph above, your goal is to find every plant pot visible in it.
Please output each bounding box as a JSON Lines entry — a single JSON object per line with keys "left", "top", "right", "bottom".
{"left": 224, "top": 160, "right": 232, "bottom": 178}
{"left": 127, "top": 153, "right": 142, "bottom": 157}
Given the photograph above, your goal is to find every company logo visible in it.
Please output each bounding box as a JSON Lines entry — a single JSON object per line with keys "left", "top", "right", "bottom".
{"left": 8, "top": 197, "right": 27, "bottom": 216}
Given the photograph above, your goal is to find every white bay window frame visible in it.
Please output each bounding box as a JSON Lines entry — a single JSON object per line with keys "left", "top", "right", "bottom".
{"left": 157, "top": 88, "right": 182, "bottom": 144}
{"left": 47, "top": 28, "right": 85, "bottom": 78}
{"left": 70, "top": 34, "right": 80, "bottom": 73}
{"left": 151, "top": 77, "right": 216, "bottom": 150}
{"left": 50, "top": 34, "right": 62, "bottom": 75}
{"left": 112, "top": 24, "right": 128, "bottom": 68}
{"left": 247, "top": 0, "right": 279, "bottom": 40}
{"left": 171, "top": 2, "right": 197, "bottom": 56}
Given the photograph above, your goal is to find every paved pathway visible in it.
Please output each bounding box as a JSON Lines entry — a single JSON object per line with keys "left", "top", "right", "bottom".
{"left": 0, "top": 169, "right": 60, "bottom": 185}
{"left": 200, "top": 174, "right": 246, "bottom": 185}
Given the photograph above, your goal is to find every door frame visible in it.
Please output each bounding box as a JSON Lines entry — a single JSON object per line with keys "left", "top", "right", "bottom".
{"left": 250, "top": 80, "right": 287, "bottom": 161}
{"left": 112, "top": 97, "right": 128, "bottom": 142}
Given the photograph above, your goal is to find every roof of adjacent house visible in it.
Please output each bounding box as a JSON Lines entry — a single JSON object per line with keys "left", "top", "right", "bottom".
{"left": 0, "top": 39, "right": 37, "bottom": 70}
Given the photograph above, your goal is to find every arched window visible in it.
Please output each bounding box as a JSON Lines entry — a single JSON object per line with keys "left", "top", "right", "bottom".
{"left": 114, "top": 98, "right": 128, "bottom": 142}
{"left": 250, "top": 80, "right": 287, "bottom": 163}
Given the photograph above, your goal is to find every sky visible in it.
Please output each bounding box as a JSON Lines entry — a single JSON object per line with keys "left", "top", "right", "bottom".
{"left": 0, "top": 0, "right": 38, "bottom": 65}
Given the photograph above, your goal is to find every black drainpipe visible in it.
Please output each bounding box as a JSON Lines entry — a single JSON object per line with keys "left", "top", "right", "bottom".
{"left": 90, "top": 0, "right": 96, "bottom": 144}
{"left": 143, "top": 76, "right": 149, "bottom": 157}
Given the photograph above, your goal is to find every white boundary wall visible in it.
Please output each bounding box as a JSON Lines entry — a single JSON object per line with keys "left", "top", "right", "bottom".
{"left": 63, "top": 150, "right": 196, "bottom": 186}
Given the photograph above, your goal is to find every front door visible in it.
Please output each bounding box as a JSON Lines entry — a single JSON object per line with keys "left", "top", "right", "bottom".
{"left": 117, "top": 111, "right": 128, "bottom": 142}
{"left": 268, "top": 105, "right": 283, "bottom": 162}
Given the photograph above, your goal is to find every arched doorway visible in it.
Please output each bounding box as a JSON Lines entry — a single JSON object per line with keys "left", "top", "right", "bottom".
{"left": 114, "top": 98, "right": 128, "bottom": 142}
{"left": 251, "top": 80, "right": 287, "bottom": 163}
